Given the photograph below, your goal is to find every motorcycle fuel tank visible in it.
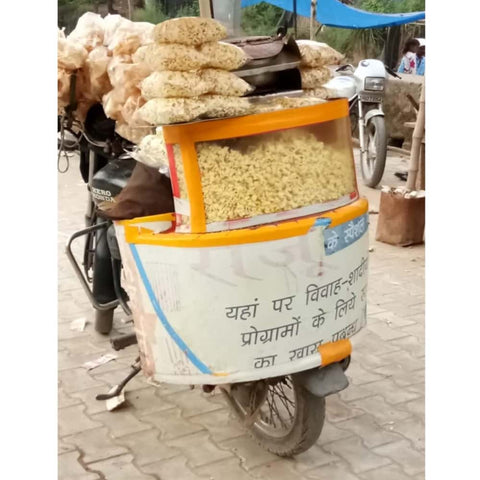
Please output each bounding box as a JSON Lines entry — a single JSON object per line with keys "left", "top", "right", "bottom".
{"left": 91, "top": 157, "right": 136, "bottom": 210}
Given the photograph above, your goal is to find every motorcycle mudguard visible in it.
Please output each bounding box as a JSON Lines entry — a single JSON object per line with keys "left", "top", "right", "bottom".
{"left": 364, "top": 109, "right": 384, "bottom": 124}
{"left": 295, "top": 363, "right": 349, "bottom": 398}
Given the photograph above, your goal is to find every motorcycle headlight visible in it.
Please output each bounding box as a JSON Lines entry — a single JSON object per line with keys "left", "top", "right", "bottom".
{"left": 364, "top": 77, "right": 385, "bottom": 91}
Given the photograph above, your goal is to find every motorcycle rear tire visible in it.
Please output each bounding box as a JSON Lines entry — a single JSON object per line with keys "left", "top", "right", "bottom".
{"left": 95, "top": 308, "right": 115, "bottom": 334}
{"left": 224, "top": 374, "right": 325, "bottom": 457}
{"left": 361, "top": 116, "right": 387, "bottom": 188}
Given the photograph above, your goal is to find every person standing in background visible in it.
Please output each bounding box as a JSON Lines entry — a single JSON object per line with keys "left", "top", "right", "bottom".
{"left": 416, "top": 39, "right": 425, "bottom": 76}
{"left": 398, "top": 38, "right": 420, "bottom": 74}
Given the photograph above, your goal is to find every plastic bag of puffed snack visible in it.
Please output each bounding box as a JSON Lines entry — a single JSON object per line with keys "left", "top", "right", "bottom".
{"left": 86, "top": 46, "right": 112, "bottom": 100}
{"left": 103, "top": 14, "right": 129, "bottom": 46}
{"left": 153, "top": 17, "right": 226, "bottom": 46}
{"left": 141, "top": 71, "right": 210, "bottom": 99}
{"left": 137, "top": 97, "right": 207, "bottom": 125}
{"left": 121, "top": 94, "right": 147, "bottom": 126}
{"left": 58, "top": 36, "right": 88, "bottom": 70}
{"left": 108, "top": 59, "right": 151, "bottom": 89}
{"left": 133, "top": 133, "right": 169, "bottom": 168}
{"left": 199, "top": 42, "right": 250, "bottom": 70}
{"left": 297, "top": 40, "right": 344, "bottom": 67}
{"left": 300, "top": 67, "right": 332, "bottom": 89}
{"left": 132, "top": 44, "right": 150, "bottom": 63}
{"left": 115, "top": 121, "right": 154, "bottom": 145}
{"left": 202, "top": 95, "right": 252, "bottom": 119}
{"left": 141, "top": 69, "right": 253, "bottom": 99}
{"left": 109, "top": 22, "right": 155, "bottom": 56}
{"left": 142, "top": 43, "right": 206, "bottom": 71}
{"left": 58, "top": 68, "right": 71, "bottom": 105}
{"left": 67, "top": 12, "right": 105, "bottom": 51}
{"left": 303, "top": 87, "right": 329, "bottom": 99}
{"left": 201, "top": 69, "right": 253, "bottom": 96}
{"left": 138, "top": 96, "right": 252, "bottom": 125}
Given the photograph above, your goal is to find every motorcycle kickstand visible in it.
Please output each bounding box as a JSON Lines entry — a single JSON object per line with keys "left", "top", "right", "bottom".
{"left": 96, "top": 356, "right": 141, "bottom": 401}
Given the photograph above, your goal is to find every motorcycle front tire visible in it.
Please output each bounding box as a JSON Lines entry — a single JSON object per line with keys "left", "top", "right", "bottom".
{"left": 361, "top": 116, "right": 387, "bottom": 188}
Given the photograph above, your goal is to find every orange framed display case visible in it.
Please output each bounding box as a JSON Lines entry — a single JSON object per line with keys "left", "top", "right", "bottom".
{"left": 162, "top": 99, "right": 359, "bottom": 233}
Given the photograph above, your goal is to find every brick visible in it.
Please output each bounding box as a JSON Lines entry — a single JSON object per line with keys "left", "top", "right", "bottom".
{"left": 219, "top": 435, "right": 278, "bottom": 470}
{"left": 87, "top": 454, "right": 156, "bottom": 480}
{"left": 349, "top": 396, "right": 411, "bottom": 424}
{"left": 58, "top": 451, "right": 99, "bottom": 480}
{"left": 366, "top": 323, "right": 411, "bottom": 341}
{"left": 325, "top": 396, "right": 365, "bottom": 423}
{"left": 58, "top": 338, "right": 105, "bottom": 357}
{"left": 63, "top": 427, "right": 129, "bottom": 464}
{"left": 359, "top": 378, "right": 422, "bottom": 405}
{"left": 141, "top": 408, "right": 204, "bottom": 440}
{"left": 334, "top": 414, "right": 403, "bottom": 449}
{"left": 378, "top": 351, "right": 424, "bottom": 372}
{"left": 58, "top": 405, "right": 103, "bottom": 437}
{"left": 165, "top": 431, "right": 233, "bottom": 467}
{"left": 167, "top": 389, "right": 224, "bottom": 418}
{"left": 189, "top": 409, "right": 245, "bottom": 443}
{"left": 58, "top": 368, "right": 105, "bottom": 393}
{"left": 390, "top": 335, "right": 425, "bottom": 358}
{"left": 58, "top": 386, "right": 82, "bottom": 409}
{"left": 359, "top": 463, "right": 417, "bottom": 480}
{"left": 58, "top": 439, "right": 76, "bottom": 455}
{"left": 69, "top": 386, "right": 117, "bottom": 416}
{"left": 346, "top": 362, "right": 387, "bottom": 386}
{"left": 305, "top": 461, "right": 361, "bottom": 480}
{"left": 91, "top": 410, "right": 152, "bottom": 438}
{"left": 90, "top": 369, "right": 151, "bottom": 392}
{"left": 140, "top": 456, "right": 203, "bottom": 480}
{"left": 368, "top": 311, "right": 417, "bottom": 328}
{"left": 250, "top": 460, "right": 309, "bottom": 480}
{"left": 126, "top": 388, "right": 176, "bottom": 417}
{"left": 293, "top": 444, "right": 340, "bottom": 473}
{"left": 318, "top": 420, "right": 355, "bottom": 445}
{"left": 323, "top": 436, "right": 391, "bottom": 474}
{"left": 372, "top": 440, "right": 424, "bottom": 475}
{"left": 388, "top": 416, "right": 425, "bottom": 451}
{"left": 373, "top": 364, "right": 425, "bottom": 388}
{"left": 399, "top": 397, "right": 425, "bottom": 420}
{"left": 116, "top": 429, "right": 180, "bottom": 466}
{"left": 195, "top": 458, "right": 256, "bottom": 480}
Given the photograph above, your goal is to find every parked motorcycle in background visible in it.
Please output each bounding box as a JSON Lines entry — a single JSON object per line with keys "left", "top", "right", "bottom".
{"left": 324, "top": 59, "right": 401, "bottom": 188}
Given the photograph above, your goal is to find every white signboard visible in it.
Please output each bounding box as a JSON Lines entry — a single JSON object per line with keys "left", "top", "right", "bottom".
{"left": 116, "top": 214, "right": 369, "bottom": 385}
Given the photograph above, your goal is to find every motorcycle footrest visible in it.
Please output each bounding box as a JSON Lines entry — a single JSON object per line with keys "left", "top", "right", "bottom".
{"left": 110, "top": 333, "right": 138, "bottom": 351}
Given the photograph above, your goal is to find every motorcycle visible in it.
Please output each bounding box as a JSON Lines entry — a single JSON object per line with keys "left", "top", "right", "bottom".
{"left": 59, "top": 104, "right": 138, "bottom": 337}
{"left": 323, "top": 59, "right": 401, "bottom": 188}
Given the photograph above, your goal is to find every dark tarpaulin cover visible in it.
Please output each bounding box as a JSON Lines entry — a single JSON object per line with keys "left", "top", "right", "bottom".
{"left": 240, "top": 0, "right": 425, "bottom": 29}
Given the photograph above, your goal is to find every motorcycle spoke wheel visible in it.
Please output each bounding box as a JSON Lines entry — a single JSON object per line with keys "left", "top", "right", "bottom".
{"left": 361, "top": 116, "right": 387, "bottom": 188}
{"left": 224, "top": 374, "right": 326, "bottom": 457}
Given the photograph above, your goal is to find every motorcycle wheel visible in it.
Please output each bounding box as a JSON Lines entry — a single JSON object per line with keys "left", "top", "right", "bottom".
{"left": 224, "top": 374, "right": 325, "bottom": 457}
{"left": 361, "top": 116, "right": 387, "bottom": 188}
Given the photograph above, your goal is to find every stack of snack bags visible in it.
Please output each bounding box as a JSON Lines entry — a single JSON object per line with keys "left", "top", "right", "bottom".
{"left": 136, "top": 17, "right": 253, "bottom": 126}
{"left": 296, "top": 40, "right": 344, "bottom": 98}
{"left": 57, "top": 12, "right": 155, "bottom": 143}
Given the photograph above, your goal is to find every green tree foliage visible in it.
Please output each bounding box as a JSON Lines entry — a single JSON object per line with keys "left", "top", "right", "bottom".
{"left": 241, "top": 3, "right": 284, "bottom": 36}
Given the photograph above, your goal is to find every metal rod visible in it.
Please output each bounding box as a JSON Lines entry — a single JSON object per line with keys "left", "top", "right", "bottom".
{"left": 65, "top": 223, "right": 119, "bottom": 311}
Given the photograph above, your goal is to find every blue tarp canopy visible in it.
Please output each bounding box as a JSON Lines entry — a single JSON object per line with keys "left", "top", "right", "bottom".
{"left": 240, "top": 0, "right": 425, "bottom": 29}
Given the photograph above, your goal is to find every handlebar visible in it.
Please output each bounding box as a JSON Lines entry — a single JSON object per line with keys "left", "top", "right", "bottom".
{"left": 336, "top": 64, "right": 354, "bottom": 73}
{"left": 385, "top": 65, "right": 402, "bottom": 79}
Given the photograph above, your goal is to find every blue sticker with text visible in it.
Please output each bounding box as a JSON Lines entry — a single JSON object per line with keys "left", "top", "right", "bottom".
{"left": 324, "top": 213, "right": 368, "bottom": 256}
